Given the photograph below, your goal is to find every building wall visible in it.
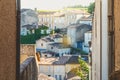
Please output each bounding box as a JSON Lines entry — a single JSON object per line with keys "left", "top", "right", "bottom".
{"left": 36, "top": 39, "right": 54, "bottom": 50}
{"left": 54, "top": 38, "right": 63, "bottom": 43}
{"left": 65, "top": 64, "right": 80, "bottom": 73}
{"left": 67, "top": 27, "right": 76, "bottom": 47}
{"left": 54, "top": 17, "right": 66, "bottom": 29}
{"left": 20, "top": 44, "right": 36, "bottom": 56}
{"left": 39, "top": 65, "right": 54, "bottom": 77}
{"left": 38, "top": 14, "right": 54, "bottom": 29}
{"left": 92, "top": 0, "right": 109, "bottom": 80}
{"left": 0, "top": 0, "right": 18, "bottom": 80}
{"left": 36, "top": 39, "right": 47, "bottom": 49}
{"left": 54, "top": 65, "right": 65, "bottom": 80}
{"left": 67, "top": 25, "right": 91, "bottom": 48}
{"left": 21, "top": 27, "right": 27, "bottom": 36}
{"left": 83, "top": 32, "right": 92, "bottom": 53}
{"left": 84, "top": 32, "right": 92, "bottom": 46}
{"left": 47, "top": 44, "right": 71, "bottom": 56}
{"left": 79, "top": 20, "right": 92, "bottom": 26}
{"left": 39, "top": 64, "right": 65, "bottom": 80}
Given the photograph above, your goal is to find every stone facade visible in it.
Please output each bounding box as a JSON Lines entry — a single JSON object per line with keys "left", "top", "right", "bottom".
{"left": 20, "top": 44, "right": 36, "bottom": 56}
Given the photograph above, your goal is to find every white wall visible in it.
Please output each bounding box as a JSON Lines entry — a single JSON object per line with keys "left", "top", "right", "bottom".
{"left": 47, "top": 44, "right": 71, "bottom": 56}
{"left": 58, "top": 48, "right": 71, "bottom": 56}
{"left": 54, "top": 38, "right": 63, "bottom": 43}
{"left": 21, "top": 27, "right": 27, "bottom": 36}
{"left": 67, "top": 27, "right": 76, "bottom": 47}
{"left": 36, "top": 39, "right": 54, "bottom": 50}
{"left": 84, "top": 32, "right": 92, "bottom": 46}
{"left": 92, "top": 0, "right": 108, "bottom": 80}
{"left": 101, "top": 0, "right": 108, "bottom": 79}
{"left": 80, "top": 20, "right": 92, "bottom": 26}
{"left": 36, "top": 39, "right": 47, "bottom": 49}
{"left": 39, "top": 65, "right": 54, "bottom": 77}
{"left": 39, "top": 65, "right": 65, "bottom": 80}
{"left": 54, "top": 65, "right": 65, "bottom": 80}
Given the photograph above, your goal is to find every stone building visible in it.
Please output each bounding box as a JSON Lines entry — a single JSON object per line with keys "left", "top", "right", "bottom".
{"left": 38, "top": 11, "right": 55, "bottom": 29}
{"left": 38, "top": 56, "right": 80, "bottom": 80}
{"left": 67, "top": 24, "right": 92, "bottom": 48}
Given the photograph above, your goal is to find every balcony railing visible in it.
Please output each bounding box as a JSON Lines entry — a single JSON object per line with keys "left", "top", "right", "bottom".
{"left": 20, "top": 57, "right": 38, "bottom": 80}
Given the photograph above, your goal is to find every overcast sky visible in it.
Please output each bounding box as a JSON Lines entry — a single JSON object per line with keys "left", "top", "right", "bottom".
{"left": 21, "top": 0, "right": 95, "bottom": 10}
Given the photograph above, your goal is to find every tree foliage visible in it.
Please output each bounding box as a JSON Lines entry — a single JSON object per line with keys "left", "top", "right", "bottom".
{"left": 77, "top": 57, "right": 89, "bottom": 80}
{"left": 70, "top": 57, "right": 89, "bottom": 80}
{"left": 67, "top": 5, "right": 86, "bottom": 8}
{"left": 88, "top": 2, "right": 95, "bottom": 14}
{"left": 71, "top": 47, "right": 88, "bottom": 55}
{"left": 20, "top": 26, "right": 49, "bottom": 44}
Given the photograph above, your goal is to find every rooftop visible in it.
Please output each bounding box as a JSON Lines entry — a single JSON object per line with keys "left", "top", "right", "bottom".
{"left": 53, "top": 56, "right": 70, "bottom": 65}
{"left": 52, "top": 33, "right": 63, "bottom": 38}
{"left": 39, "top": 57, "right": 57, "bottom": 64}
{"left": 68, "top": 24, "right": 92, "bottom": 29}
{"left": 53, "top": 12, "right": 65, "bottom": 17}
{"left": 38, "top": 11, "right": 56, "bottom": 15}
{"left": 80, "top": 15, "right": 93, "bottom": 21}
{"left": 41, "top": 37, "right": 54, "bottom": 42}
{"left": 39, "top": 34, "right": 62, "bottom": 42}
{"left": 49, "top": 43, "right": 70, "bottom": 49}
{"left": 22, "top": 24, "right": 37, "bottom": 30}
{"left": 54, "top": 56, "right": 79, "bottom": 65}
{"left": 39, "top": 56, "right": 79, "bottom": 65}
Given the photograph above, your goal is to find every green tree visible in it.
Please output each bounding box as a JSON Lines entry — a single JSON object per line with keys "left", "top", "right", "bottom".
{"left": 55, "top": 29, "right": 60, "bottom": 33}
{"left": 20, "top": 26, "right": 49, "bottom": 44}
{"left": 88, "top": 2, "right": 95, "bottom": 14}
{"left": 71, "top": 47, "right": 88, "bottom": 55}
{"left": 77, "top": 57, "right": 89, "bottom": 80}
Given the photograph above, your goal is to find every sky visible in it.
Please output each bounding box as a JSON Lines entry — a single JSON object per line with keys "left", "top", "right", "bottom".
{"left": 21, "top": 0, "right": 95, "bottom": 10}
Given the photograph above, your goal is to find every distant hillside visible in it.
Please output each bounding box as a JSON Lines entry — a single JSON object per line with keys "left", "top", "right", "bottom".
{"left": 21, "top": 9, "right": 39, "bottom": 27}
{"left": 65, "top": 5, "right": 88, "bottom": 11}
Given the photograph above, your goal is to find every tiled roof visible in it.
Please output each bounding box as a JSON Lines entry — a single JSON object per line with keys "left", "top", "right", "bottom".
{"left": 53, "top": 34, "right": 63, "bottom": 38}
{"left": 66, "top": 56, "right": 79, "bottom": 64}
{"left": 39, "top": 56, "right": 80, "bottom": 65}
{"left": 41, "top": 37, "right": 54, "bottom": 42}
{"left": 68, "top": 24, "right": 92, "bottom": 30}
{"left": 39, "top": 57, "right": 57, "bottom": 64}
{"left": 49, "top": 43, "right": 69, "bottom": 49}
{"left": 80, "top": 15, "right": 93, "bottom": 21}
{"left": 53, "top": 56, "right": 70, "bottom": 65}
{"left": 53, "top": 56, "right": 79, "bottom": 65}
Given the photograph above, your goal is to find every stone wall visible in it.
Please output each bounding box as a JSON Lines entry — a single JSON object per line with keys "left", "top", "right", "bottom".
{"left": 0, "top": 0, "right": 19, "bottom": 80}
{"left": 20, "top": 57, "right": 38, "bottom": 80}
{"left": 20, "top": 44, "right": 36, "bottom": 56}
